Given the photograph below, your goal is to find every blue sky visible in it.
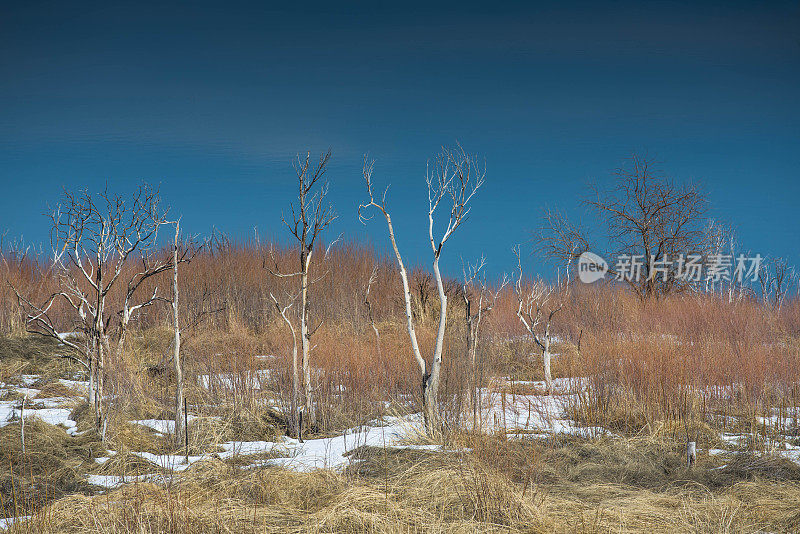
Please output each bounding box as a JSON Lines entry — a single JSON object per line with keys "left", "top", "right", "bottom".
{"left": 1, "top": 0, "right": 798, "bottom": 278}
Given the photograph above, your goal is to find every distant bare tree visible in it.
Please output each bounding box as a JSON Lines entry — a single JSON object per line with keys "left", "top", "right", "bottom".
{"left": 11, "top": 185, "right": 171, "bottom": 438}
{"left": 462, "top": 256, "right": 507, "bottom": 427}
{"left": 364, "top": 265, "right": 381, "bottom": 358}
{"left": 759, "top": 257, "right": 797, "bottom": 311}
{"left": 513, "top": 245, "right": 572, "bottom": 394}
{"left": 539, "top": 155, "right": 708, "bottom": 299}
{"left": 702, "top": 219, "right": 733, "bottom": 296}
{"left": 360, "top": 144, "right": 485, "bottom": 435}
{"left": 268, "top": 150, "right": 337, "bottom": 435}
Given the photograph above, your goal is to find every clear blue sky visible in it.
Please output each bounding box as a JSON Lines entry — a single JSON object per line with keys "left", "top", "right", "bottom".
{"left": 1, "top": 0, "right": 798, "bottom": 278}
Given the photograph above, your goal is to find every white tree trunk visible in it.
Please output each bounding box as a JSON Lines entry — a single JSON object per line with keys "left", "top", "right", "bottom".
{"left": 686, "top": 441, "right": 696, "bottom": 467}
{"left": 300, "top": 250, "right": 313, "bottom": 429}
{"left": 423, "top": 255, "right": 447, "bottom": 435}
{"left": 172, "top": 223, "right": 185, "bottom": 448}
{"left": 543, "top": 327, "right": 553, "bottom": 394}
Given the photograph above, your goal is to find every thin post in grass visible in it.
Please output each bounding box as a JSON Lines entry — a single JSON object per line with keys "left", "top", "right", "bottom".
{"left": 184, "top": 397, "right": 189, "bottom": 464}
{"left": 20, "top": 396, "right": 25, "bottom": 454}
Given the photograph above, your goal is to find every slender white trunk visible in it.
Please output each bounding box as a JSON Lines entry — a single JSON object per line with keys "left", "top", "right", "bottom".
{"left": 273, "top": 295, "right": 300, "bottom": 440}
{"left": 543, "top": 325, "right": 553, "bottom": 394}
{"left": 172, "top": 224, "right": 185, "bottom": 448}
{"left": 384, "top": 215, "right": 426, "bottom": 378}
{"left": 300, "top": 249, "right": 312, "bottom": 428}
{"left": 467, "top": 307, "right": 483, "bottom": 429}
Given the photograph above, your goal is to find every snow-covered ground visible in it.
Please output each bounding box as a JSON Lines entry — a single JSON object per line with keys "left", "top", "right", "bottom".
{"left": 3, "top": 371, "right": 800, "bottom": 496}
{"left": 131, "top": 451, "right": 205, "bottom": 472}
{"left": 131, "top": 416, "right": 201, "bottom": 434}
{"left": 474, "top": 377, "right": 608, "bottom": 437}
{"left": 219, "top": 415, "right": 425, "bottom": 471}
{"left": 0, "top": 394, "right": 78, "bottom": 434}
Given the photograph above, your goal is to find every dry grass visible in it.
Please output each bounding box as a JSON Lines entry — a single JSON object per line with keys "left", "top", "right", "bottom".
{"left": 0, "top": 419, "right": 101, "bottom": 518}
{"left": 4, "top": 435, "right": 799, "bottom": 533}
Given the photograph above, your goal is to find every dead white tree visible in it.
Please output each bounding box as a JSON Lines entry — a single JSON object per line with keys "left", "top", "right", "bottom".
{"left": 462, "top": 256, "right": 507, "bottom": 428}
{"left": 513, "top": 245, "right": 572, "bottom": 394}
{"left": 11, "top": 185, "right": 170, "bottom": 437}
{"left": 171, "top": 221, "right": 185, "bottom": 449}
{"left": 268, "top": 150, "right": 337, "bottom": 435}
{"left": 360, "top": 145, "right": 485, "bottom": 435}
{"left": 156, "top": 224, "right": 208, "bottom": 450}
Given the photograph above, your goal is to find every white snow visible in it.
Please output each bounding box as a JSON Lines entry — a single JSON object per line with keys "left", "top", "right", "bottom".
{"left": 57, "top": 331, "right": 81, "bottom": 341}
{"left": 0, "top": 400, "right": 77, "bottom": 433}
{"left": 131, "top": 417, "right": 198, "bottom": 434}
{"left": 473, "top": 377, "right": 609, "bottom": 438}
{"left": 219, "top": 415, "right": 423, "bottom": 471}
{"left": 131, "top": 451, "right": 205, "bottom": 471}
{"left": 58, "top": 379, "right": 90, "bottom": 393}
{"left": 14, "top": 387, "right": 41, "bottom": 398}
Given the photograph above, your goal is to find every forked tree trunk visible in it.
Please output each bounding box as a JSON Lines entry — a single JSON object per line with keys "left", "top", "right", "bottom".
{"left": 381, "top": 211, "right": 429, "bottom": 432}
{"left": 360, "top": 148, "right": 483, "bottom": 437}
{"left": 424, "top": 255, "right": 447, "bottom": 435}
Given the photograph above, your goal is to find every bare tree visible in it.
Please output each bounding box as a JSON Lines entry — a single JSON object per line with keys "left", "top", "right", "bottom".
{"left": 759, "top": 257, "right": 797, "bottom": 311}
{"left": 513, "top": 245, "right": 571, "bottom": 394}
{"left": 268, "top": 150, "right": 337, "bottom": 435}
{"left": 703, "top": 219, "right": 735, "bottom": 297}
{"left": 162, "top": 228, "right": 213, "bottom": 450}
{"left": 11, "top": 185, "right": 170, "bottom": 437}
{"left": 462, "top": 256, "right": 507, "bottom": 428}
{"left": 539, "top": 155, "right": 708, "bottom": 299}
{"left": 170, "top": 221, "right": 188, "bottom": 449}
{"left": 364, "top": 265, "right": 381, "bottom": 358}
{"left": 360, "top": 144, "right": 485, "bottom": 435}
